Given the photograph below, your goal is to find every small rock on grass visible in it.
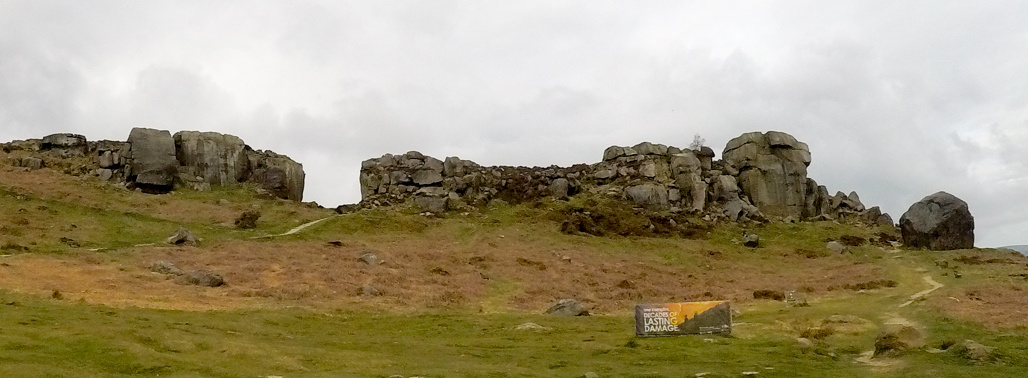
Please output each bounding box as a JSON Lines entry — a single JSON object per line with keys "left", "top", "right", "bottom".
{"left": 166, "top": 227, "right": 197, "bottom": 246}
{"left": 514, "top": 322, "right": 552, "bottom": 331}
{"left": 744, "top": 234, "right": 760, "bottom": 247}
{"left": 547, "top": 298, "right": 590, "bottom": 316}
{"left": 178, "top": 271, "right": 225, "bottom": 287}
{"left": 951, "top": 339, "right": 997, "bottom": 362}
{"left": 150, "top": 261, "right": 183, "bottom": 275}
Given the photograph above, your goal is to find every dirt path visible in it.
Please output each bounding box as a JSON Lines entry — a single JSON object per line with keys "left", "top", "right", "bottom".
{"left": 252, "top": 215, "right": 337, "bottom": 239}
{"left": 899, "top": 275, "right": 944, "bottom": 308}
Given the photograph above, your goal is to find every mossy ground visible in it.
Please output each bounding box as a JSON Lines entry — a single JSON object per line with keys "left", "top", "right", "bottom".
{"left": 2, "top": 163, "right": 1028, "bottom": 377}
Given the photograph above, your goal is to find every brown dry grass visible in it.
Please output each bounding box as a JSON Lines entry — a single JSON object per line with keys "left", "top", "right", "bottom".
{"left": 0, "top": 224, "right": 887, "bottom": 314}
{"left": 927, "top": 249, "right": 1028, "bottom": 329}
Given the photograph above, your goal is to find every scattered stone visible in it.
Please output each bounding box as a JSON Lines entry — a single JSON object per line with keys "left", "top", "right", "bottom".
{"left": 166, "top": 227, "right": 198, "bottom": 246}
{"left": 16, "top": 157, "right": 44, "bottom": 170}
{"left": 874, "top": 324, "right": 925, "bottom": 357}
{"left": 826, "top": 241, "right": 847, "bottom": 254}
{"left": 360, "top": 284, "right": 382, "bottom": 297}
{"left": 514, "top": 322, "right": 552, "bottom": 331}
{"left": 743, "top": 234, "right": 760, "bottom": 248}
{"left": 150, "top": 261, "right": 183, "bottom": 275}
{"left": 59, "top": 237, "right": 80, "bottom": 248}
{"left": 546, "top": 299, "right": 590, "bottom": 316}
{"left": 358, "top": 251, "right": 380, "bottom": 266}
{"left": 234, "top": 208, "right": 261, "bottom": 229}
{"left": 899, "top": 191, "right": 974, "bottom": 250}
{"left": 180, "top": 270, "right": 225, "bottom": 287}
{"left": 950, "top": 339, "right": 997, "bottom": 362}
{"left": 580, "top": 372, "right": 599, "bottom": 378}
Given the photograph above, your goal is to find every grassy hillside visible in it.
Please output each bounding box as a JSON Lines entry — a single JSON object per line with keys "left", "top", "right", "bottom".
{"left": 2, "top": 163, "right": 1028, "bottom": 377}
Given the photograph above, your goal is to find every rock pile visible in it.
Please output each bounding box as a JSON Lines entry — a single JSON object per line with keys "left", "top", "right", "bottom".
{"left": 2, "top": 128, "right": 305, "bottom": 201}
{"left": 358, "top": 131, "right": 892, "bottom": 225}
{"left": 359, "top": 150, "right": 590, "bottom": 213}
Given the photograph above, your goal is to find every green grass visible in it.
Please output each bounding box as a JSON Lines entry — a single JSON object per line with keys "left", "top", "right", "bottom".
{"left": 3, "top": 289, "right": 1027, "bottom": 377}
{"left": 3, "top": 173, "right": 1028, "bottom": 376}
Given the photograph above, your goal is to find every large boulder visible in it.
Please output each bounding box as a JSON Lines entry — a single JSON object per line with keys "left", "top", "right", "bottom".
{"left": 723, "top": 131, "right": 811, "bottom": 218}
{"left": 173, "top": 131, "right": 248, "bottom": 186}
{"left": 127, "top": 127, "right": 178, "bottom": 192}
{"left": 899, "top": 191, "right": 974, "bottom": 250}
{"left": 624, "top": 184, "right": 669, "bottom": 209}
{"left": 247, "top": 149, "right": 305, "bottom": 201}
{"left": 41, "top": 133, "right": 87, "bottom": 154}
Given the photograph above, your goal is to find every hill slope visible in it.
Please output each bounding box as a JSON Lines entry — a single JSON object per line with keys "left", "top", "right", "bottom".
{"left": 2, "top": 164, "right": 1028, "bottom": 377}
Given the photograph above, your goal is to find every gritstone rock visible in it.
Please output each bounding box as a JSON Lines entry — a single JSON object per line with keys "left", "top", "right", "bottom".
{"left": 181, "top": 270, "right": 225, "bottom": 287}
{"left": 166, "top": 227, "right": 197, "bottom": 246}
{"left": 624, "top": 184, "right": 669, "bottom": 209}
{"left": 874, "top": 324, "right": 925, "bottom": 357}
{"left": 546, "top": 299, "right": 590, "bottom": 316}
{"left": 744, "top": 234, "right": 760, "bottom": 248}
{"left": 234, "top": 208, "right": 261, "bottom": 229}
{"left": 723, "top": 131, "right": 810, "bottom": 218}
{"left": 247, "top": 149, "right": 305, "bottom": 201}
{"left": 41, "top": 133, "right": 87, "bottom": 154}
{"left": 899, "top": 191, "right": 974, "bottom": 250}
{"left": 950, "top": 339, "right": 997, "bottom": 362}
{"left": 150, "top": 261, "right": 183, "bottom": 275}
{"left": 173, "top": 131, "right": 248, "bottom": 186}
{"left": 127, "top": 128, "right": 178, "bottom": 192}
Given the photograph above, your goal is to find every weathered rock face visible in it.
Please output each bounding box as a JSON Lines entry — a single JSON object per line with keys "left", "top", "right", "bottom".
{"left": 723, "top": 131, "right": 811, "bottom": 218}
{"left": 41, "top": 133, "right": 87, "bottom": 154}
{"left": 246, "top": 149, "right": 305, "bottom": 201}
{"left": 356, "top": 132, "right": 891, "bottom": 227}
{"left": 2, "top": 129, "right": 305, "bottom": 201}
{"left": 127, "top": 127, "right": 178, "bottom": 192}
{"left": 174, "top": 131, "right": 248, "bottom": 186}
{"left": 899, "top": 191, "right": 974, "bottom": 250}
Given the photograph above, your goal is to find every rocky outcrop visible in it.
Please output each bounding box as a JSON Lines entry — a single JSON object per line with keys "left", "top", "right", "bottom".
{"left": 247, "top": 149, "right": 305, "bottom": 201}
{"left": 127, "top": 128, "right": 178, "bottom": 193}
{"left": 723, "top": 131, "right": 810, "bottom": 218}
{"left": 2, "top": 129, "right": 305, "bottom": 201}
{"left": 359, "top": 150, "right": 590, "bottom": 213}
{"left": 356, "top": 131, "right": 891, "bottom": 226}
{"left": 899, "top": 191, "right": 974, "bottom": 250}
{"left": 174, "top": 131, "right": 248, "bottom": 186}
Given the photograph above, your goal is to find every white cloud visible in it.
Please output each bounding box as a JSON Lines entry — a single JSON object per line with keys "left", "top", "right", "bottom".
{"left": 2, "top": 1, "right": 1027, "bottom": 246}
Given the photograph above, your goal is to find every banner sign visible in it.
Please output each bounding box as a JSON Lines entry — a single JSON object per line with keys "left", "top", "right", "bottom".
{"left": 634, "top": 301, "right": 731, "bottom": 337}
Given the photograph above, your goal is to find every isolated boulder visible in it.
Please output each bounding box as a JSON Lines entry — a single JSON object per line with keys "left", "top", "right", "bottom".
{"left": 127, "top": 128, "right": 178, "bottom": 192}
{"left": 899, "top": 192, "right": 974, "bottom": 250}
{"left": 173, "top": 131, "right": 248, "bottom": 186}
{"left": 546, "top": 299, "right": 590, "bottom": 316}
{"left": 874, "top": 324, "right": 925, "bottom": 357}
{"left": 723, "top": 131, "right": 811, "bottom": 218}
{"left": 181, "top": 270, "right": 225, "bottom": 287}
{"left": 166, "top": 227, "right": 197, "bottom": 246}
{"left": 234, "top": 208, "right": 261, "bottom": 229}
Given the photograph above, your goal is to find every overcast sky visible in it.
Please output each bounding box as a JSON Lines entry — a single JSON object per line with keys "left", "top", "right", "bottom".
{"left": 2, "top": 1, "right": 1026, "bottom": 247}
